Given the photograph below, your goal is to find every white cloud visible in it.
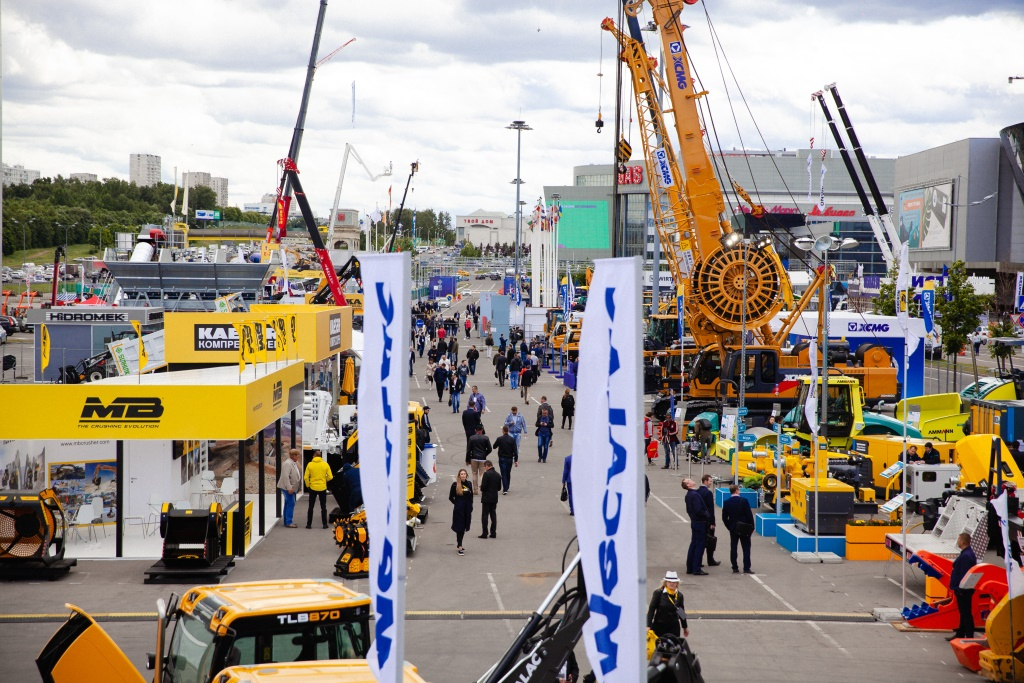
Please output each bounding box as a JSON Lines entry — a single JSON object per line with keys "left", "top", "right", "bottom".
{"left": 3, "top": 0, "right": 1023, "bottom": 221}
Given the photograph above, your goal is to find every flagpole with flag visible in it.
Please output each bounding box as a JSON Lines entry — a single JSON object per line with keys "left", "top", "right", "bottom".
{"left": 40, "top": 324, "right": 51, "bottom": 376}
{"left": 131, "top": 320, "right": 148, "bottom": 383}
{"left": 895, "top": 241, "right": 915, "bottom": 607}
{"left": 358, "top": 252, "right": 410, "bottom": 683}
{"left": 571, "top": 256, "right": 646, "bottom": 682}
{"left": 805, "top": 337, "right": 820, "bottom": 556}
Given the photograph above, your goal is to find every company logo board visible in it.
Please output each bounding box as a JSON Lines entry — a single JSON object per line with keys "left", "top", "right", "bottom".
{"left": 653, "top": 148, "right": 674, "bottom": 188}
{"left": 80, "top": 397, "right": 164, "bottom": 429}
{"left": 194, "top": 324, "right": 277, "bottom": 351}
{"left": 329, "top": 313, "right": 342, "bottom": 350}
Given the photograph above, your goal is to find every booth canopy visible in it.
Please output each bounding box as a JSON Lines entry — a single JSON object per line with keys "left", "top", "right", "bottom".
{"left": 0, "top": 361, "right": 304, "bottom": 440}
{"left": 164, "top": 305, "right": 352, "bottom": 366}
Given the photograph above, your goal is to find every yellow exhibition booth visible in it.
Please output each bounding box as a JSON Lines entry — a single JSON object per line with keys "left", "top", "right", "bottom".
{"left": 0, "top": 304, "right": 354, "bottom": 561}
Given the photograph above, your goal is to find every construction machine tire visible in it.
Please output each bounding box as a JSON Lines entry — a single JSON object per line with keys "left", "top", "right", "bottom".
{"left": 87, "top": 370, "right": 105, "bottom": 383}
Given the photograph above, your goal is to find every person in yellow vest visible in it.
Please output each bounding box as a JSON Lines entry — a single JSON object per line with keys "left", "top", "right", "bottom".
{"left": 303, "top": 450, "right": 333, "bottom": 529}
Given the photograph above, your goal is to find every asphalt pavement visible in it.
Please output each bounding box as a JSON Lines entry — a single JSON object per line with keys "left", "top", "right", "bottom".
{"left": 0, "top": 283, "right": 990, "bottom": 681}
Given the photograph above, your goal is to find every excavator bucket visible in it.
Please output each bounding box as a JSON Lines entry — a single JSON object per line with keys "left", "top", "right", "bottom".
{"left": 36, "top": 604, "right": 145, "bottom": 683}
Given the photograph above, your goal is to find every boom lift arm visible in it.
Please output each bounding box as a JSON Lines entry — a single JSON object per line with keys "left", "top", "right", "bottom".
{"left": 813, "top": 88, "right": 898, "bottom": 269}
{"left": 326, "top": 144, "right": 393, "bottom": 240}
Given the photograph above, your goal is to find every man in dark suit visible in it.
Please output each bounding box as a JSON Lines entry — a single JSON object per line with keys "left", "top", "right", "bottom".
{"left": 721, "top": 484, "right": 755, "bottom": 574}
{"left": 478, "top": 460, "right": 502, "bottom": 538}
{"left": 462, "top": 401, "right": 482, "bottom": 460}
{"left": 948, "top": 532, "right": 978, "bottom": 641}
{"left": 683, "top": 479, "right": 709, "bottom": 575}
{"left": 698, "top": 475, "right": 721, "bottom": 567}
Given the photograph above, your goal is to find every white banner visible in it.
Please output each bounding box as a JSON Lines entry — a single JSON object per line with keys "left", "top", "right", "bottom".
{"left": 895, "top": 242, "right": 920, "bottom": 356}
{"left": 805, "top": 337, "right": 819, "bottom": 438}
{"left": 818, "top": 163, "right": 827, "bottom": 211}
{"left": 991, "top": 489, "right": 1024, "bottom": 599}
{"left": 571, "top": 256, "right": 646, "bottom": 682}
{"left": 358, "top": 252, "right": 411, "bottom": 683}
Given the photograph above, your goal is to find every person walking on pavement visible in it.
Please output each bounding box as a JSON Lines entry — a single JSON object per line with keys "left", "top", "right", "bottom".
{"left": 478, "top": 460, "right": 501, "bottom": 538}
{"left": 509, "top": 354, "right": 522, "bottom": 391}
{"left": 467, "top": 345, "right": 480, "bottom": 375}
{"left": 505, "top": 405, "right": 527, "bottom": 453}
{"left": 450, "top": 370, "right": 464, "bottom": 413}
{"left": 465, "top": 317, "right": 472, "bottom": 339}
{"left": 457, "top": 360, "right": 470, "bottom": 394}
{"left": 409, "top": 345, "right": 415, "bottom": 377}
{"left": 520, "top": 339, "right": 529, "bottom": 365}
{"left": 303, "top": 450, "right": 333, "bottom": 529}
{"left": 698, "top": 474, "right": 721, "bottom": 567}
{"left": 448, "top": 336, "right": 460, "bottom": 366}
{"left": 492, "top": 425, "right": 519, "bottom": 494}
{"left": 498, "top": 333, "right": 507, "bottom": 355}
{"left": 560, "top": 388, "right": 575, "bottom": 429}
{"left": 421, "top": 405, "right": 433, "bottom": 442}
{"left": 433, "top": 362, "right": 448, "bottom": 404}
{"left": 467, "top": 425, "right": 493, "bottom": 493}
{"left": 562, "top": 454, "right": 574, "bottom": 515}
{"left": 469, "top": 385, "right": 487, "bottom": 414}
{"left": 721, "top": 484, "right": 755, "bottom": 574}
{"left": 449, "top": 468, "right": 473, "bottom": 556}
{"left": 948, "top": 532, "right": 979, "bottom": 640}
{"left": 462, "top": 401, "right": 482, "bottom": 460}
{"left": 417, "top": 332, "right": 426, "bottom": 357}
{"left": 537, "top": 396, "right": 553, "bottom": 446}
{"left": 494, "top": 352, "right": 508, "bottom": 387}
{"left": 647, "top": 571, "right": 689, "bottom": 641}
{"left": 661, "top": 415, "right": 679, "bottom": 469}
{"left": 683, "top": 479, "right": 710, "bottom": 575}
{"left": 520, "top": 364, "right": 536, "bottom": 405}
{"left": 536, "top": 407, "right": 553, "bottom": 463}
{"left": 277, "top": 448, "right": 302, "bottom": 528}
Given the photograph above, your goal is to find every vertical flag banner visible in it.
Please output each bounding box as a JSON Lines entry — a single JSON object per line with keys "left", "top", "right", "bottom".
{"left": 571, "top": 256, "right": 646, "bottom": 682}
{"left": 233, "top": 323, "right": 249, "bottom": 373}
{"left": 274, "top": 317, "right": 288, "bottom": 360}
{"left": 922, "top": 281, "right": 935, "bottom": 335}
{"left": 896, "top": 242, "right": 920, "bottom": 356}
{"left": 288, "top": 314, "right": 298, "bottom": 352}
{"left": 252, "top": 322, "right": 268, "bottom": 364}
{"left": 1016, "top": 271, "right": 1024, "bottom": 312}
{"left": 358, "top": 252, "right": 411, "bottom": 683}
{"left": 40, "top": 324, "right": 51, "bottom": 372}
{"left": 818, "top": 162, "right": 827, "bottom": 211}
{"left": 991, "top": 488, "right": 1024, "bottom": 599}
{"left": 805, "top": 337, "right": 819, "bottom": 439}
{"left": 131, "top": 320, "right": 148, "bottom": 371}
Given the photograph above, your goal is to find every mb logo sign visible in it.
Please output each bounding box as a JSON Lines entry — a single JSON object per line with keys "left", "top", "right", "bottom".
{"left": 80, "top": 397, "right": 164, "bottom": 428}
{"left": 273, "top": 380, "right": 283, "bottom": 408}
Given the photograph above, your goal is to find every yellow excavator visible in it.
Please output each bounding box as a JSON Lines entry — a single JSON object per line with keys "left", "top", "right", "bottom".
{"left": 37, "top": 579, "right": 375, "bottom": 683}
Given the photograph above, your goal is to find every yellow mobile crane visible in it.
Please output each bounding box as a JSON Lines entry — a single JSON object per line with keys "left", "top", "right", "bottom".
{"left": 604, "top": 3, "right": 898, "bottom": 422}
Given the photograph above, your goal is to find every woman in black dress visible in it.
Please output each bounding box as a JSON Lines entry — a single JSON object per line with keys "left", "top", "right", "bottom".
{"left": 449, "top": 468, "right": 473, "bottom": 555}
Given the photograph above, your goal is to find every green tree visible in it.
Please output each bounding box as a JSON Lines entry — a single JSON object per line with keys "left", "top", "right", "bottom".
{"left": 872, "top": 266, "right": 918, "bottom": 316}
{"left": 989, "top": 318, "right": 1018, "bottom": 361}
{"left": 936, "top": 260, "right": 992, "bottom": 389}
{"left": 460, "top": 242, "right": 481, "bottom": 258}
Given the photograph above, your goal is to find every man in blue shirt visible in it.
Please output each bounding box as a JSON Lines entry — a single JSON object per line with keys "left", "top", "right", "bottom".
{"left": 948, "top": 532, "right": 978, "bottom": 640}
{"left": 469, "top": 386, "right": 486, "bottom": 414}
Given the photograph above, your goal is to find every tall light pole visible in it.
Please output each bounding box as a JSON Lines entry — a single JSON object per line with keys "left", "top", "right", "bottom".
{"left": 794, "top": 234, "right": 859, "bottom": 559}
{"left": 507, "top": 120, "right": 531, "bottom": 279}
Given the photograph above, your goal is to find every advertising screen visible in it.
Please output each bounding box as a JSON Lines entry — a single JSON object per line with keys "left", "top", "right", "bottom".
{"left": 556, "top": 200, "right": 610, "bottom": 249}
{"left": 897, "top": 182, "right": 952, "bottom": 249}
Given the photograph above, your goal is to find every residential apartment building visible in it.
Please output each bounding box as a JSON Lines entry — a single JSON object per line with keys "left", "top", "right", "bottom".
{"left": 129, "top": 153, "right": 161, "bottom": 187}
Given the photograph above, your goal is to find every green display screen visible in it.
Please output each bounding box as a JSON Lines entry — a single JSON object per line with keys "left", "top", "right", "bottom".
{"left": 554, "top": 201, "right": 610, "bottom": 249}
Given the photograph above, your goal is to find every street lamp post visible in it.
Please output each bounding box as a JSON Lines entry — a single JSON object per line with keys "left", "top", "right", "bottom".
{"left": 794, "top": 234, "right": 859, "bottom": 561}
{"left": 507, "top": 120, "right": 532, "bottom": 280}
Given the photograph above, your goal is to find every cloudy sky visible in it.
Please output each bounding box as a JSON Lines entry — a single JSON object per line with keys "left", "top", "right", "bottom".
{"left": 3, "top": 0, "right": 1023, "bottom": 220}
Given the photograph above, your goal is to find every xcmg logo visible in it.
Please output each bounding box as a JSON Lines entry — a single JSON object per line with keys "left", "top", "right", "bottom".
{"left": 668, "top": 40, "right": 682, "bottom": 54}
{"left": 847, "top": 322, "right": 890, "bottom": 333}
{"left": 672, "top": 56, "right": 687, "bottom": 90}
{"left": 80, "top": 397, "right": 163, "bottom": 428}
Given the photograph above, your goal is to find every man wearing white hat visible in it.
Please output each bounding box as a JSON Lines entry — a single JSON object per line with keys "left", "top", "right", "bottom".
{"left": 646, "top": 570, "right": 689, "bottom": 640}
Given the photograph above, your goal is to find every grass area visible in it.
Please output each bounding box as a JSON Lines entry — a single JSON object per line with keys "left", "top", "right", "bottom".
{"left": 2, "top": 243, "right": 102, "bottom": 269}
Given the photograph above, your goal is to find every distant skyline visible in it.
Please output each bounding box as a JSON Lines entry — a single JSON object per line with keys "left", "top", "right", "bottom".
{"left": 4, "top": 0, "right": 1022, "bottom": 219}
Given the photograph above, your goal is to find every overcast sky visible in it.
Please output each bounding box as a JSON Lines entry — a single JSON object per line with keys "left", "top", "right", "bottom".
{"left": 3, "top": 0, "right": 1022, "bottom": 220}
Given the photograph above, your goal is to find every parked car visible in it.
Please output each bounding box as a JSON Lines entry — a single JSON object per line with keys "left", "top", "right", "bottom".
{"left": 0, "top": 326, "right": 7, "bottom": 344}
{"left": 0, "top": 316, "right": 16, "bottom": 336}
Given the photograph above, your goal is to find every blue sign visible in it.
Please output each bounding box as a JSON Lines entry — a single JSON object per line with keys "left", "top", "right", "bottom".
{"left": 779, "top": 434, "right": 793, "bottom": 445}
{"left": 415, "top": 319, "right": 424, "bottom": 328}
{"left": 737, "top": 406, "right": 748, "bottom": 417}
{"left": 738, "top": 433, "right": 757, "bottom": 444}
{"left": 737, "top": 422, "right": 746, "bottom": 433}
{"left": 773, "top": 423, "right": 781, "bottom": 434}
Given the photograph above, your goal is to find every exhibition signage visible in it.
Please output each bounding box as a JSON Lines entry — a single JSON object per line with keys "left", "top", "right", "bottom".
{"left": 572, "top": 256, "right": 646, "bottom": 681}
{"left": 358, "top": 253, "right": 411, "bottom": 683}
{"left": 0, "top": 362, "right": 304, "bottom": 440}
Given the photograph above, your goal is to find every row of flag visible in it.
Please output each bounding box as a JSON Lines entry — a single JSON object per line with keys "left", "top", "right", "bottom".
{"left": 231, "top": 315, "right": 298, "bottom": 373}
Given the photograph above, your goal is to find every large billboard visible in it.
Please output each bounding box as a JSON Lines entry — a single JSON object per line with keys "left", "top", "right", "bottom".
{"left": 557, "top": 200, "right": 610, "bottom": 250}
{"left": 897, "top": 182, "right": 952, "bottom": 249}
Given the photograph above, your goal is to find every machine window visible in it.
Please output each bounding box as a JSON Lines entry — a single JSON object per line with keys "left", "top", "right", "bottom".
{"left": 231, "top": 620, "right": 369, "bottom": 666}
{"left": 166, "top": 613, "right": 216, "bottom": 683}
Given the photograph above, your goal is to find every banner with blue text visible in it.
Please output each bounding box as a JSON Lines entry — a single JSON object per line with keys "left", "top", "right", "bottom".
{"left": 571, "top": 256, "right": 646, "bottom": 681}
{"left": 358, "top": 252, "right": 411, "bottom": 683}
